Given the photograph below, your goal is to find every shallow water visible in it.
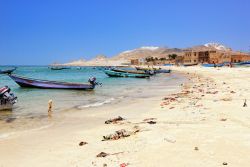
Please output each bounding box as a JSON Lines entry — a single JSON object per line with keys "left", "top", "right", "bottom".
{"left": 0, "top": 66, "right": 186, "bottom": 137}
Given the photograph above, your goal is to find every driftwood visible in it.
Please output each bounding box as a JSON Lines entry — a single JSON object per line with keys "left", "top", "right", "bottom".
{"left": 105, "top": 116, "right": 125, "bottom": 124}
{"left": 96, "top": 151, "right": 125, "bottom": 158}
{"left": 102, "top": 128, "right": 140, "bottom": 141}
{"left": 96, "top": 152, "right": 109, "bottom": 157}
{"left": 79, "top": 141, "right": 88, "bottom": 146}
{"left": 243, "top": 99, "right": 247, "bottom": 107}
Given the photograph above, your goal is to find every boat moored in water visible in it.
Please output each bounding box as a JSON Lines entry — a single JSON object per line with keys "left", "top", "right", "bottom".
{"left": 0, "top": 67, "right": 17, "bottom": 74}
{"left": 50, "top": 66, "right": 70, "bottom": 70}
{"left": 104, "top": 69, "right": 150, "bottom": 78}
{"left": 7, "top": 74, "right": 98, "bottom": 90}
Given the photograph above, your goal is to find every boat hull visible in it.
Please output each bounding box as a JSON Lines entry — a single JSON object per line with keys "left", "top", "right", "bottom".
{"left": 104, "top": 70, "right": 150, "bottom": 78}
{"left": 154, "top": 69, "right": 171, "bottom": 73}
{"left": 8, "top": 75, "right": 95, "bottom": 90}
{"left": 202, "top": 63, "right": 224, "bottom": 67}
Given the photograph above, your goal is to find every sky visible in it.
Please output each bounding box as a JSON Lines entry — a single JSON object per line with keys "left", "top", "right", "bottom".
{"left": 0, "top": 0, "right": 250, "bottom": 65}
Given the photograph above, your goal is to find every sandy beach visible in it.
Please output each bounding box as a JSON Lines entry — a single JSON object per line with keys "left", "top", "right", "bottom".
{"left": 0, "top": 66, "right": 250, "bottom": 167}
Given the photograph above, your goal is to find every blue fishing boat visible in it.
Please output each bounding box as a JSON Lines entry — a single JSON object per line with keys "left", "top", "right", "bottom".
{"left": 239, "top": 61, "right": 250, "bottom": 65}
{"left": 164, "top": 64, "right": 173, "bottom": 66}
{"left": 202, "top": 63, "right": 224, "bottom": 67}
{"left": 104, "top": 69, "right": 150, "bottom": 78}
{"left": 7, "top": 74, "right": 97, "bottom": 90}
{"left": 154, "top": 69, "right": 171, "bottom": 73}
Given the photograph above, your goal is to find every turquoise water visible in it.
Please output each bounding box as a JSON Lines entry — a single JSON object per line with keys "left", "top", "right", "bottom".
{"left": 0, "top": 66, "right": 185, "bottom": 136}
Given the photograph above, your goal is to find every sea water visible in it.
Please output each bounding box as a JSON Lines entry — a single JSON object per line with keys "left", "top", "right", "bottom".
{"left": 0, "top": 66, "right": 185, "bottom": 138}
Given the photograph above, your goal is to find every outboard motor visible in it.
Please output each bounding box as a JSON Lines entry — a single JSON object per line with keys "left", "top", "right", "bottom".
{"left": 88, "top": 77, "right": 97, "bottom": 85}
{"left": 0, "top": 86, "right": 17, "bottom": 105}
{"left": 145, "top": 70, "right": 155, "bottom": 75}
{"left": 88, "top": 77, "right": 102, "bottom": 86}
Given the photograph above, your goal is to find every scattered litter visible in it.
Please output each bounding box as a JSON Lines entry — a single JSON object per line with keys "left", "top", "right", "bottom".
{"left": 223, "top": 162, "right": 228, "bottom": 165}
{"left": 147, "top": 121, "right": 156, "bottom": 124}
{"left": 194, "top": 147, "right": 199, "bottom": 151}
{"left": 206, "top": 91, "right": 218, "bottom": 94}
{"left": 105, "top": 116, "right": 125, "bottom": 124}
{"left": 143, "top": 118, "right": 156, "bottom": 122}
{"left": 243, "top": 99, "right": 247, "bottom": 107}
{"left": 221, "top": 98, "right": 232, "bottom": 101}
{"left": 102, "top": 128, "right": 140, "bottom": 141}
{"left": 164, "top": 137, "right": 176, "bottom": 143}
{"left": 79, "top": 141, "right": 88, "bottom": 146}
{"left": 96, "top": 152, "right": 109, "bottom": 158}
{"left": 120, "top": 163, "right": 129, "bottom": 167}
{"left": 220, "top": 118, "right": 227, "bottom": 121}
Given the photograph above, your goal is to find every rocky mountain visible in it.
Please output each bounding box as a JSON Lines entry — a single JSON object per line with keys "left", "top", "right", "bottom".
{"left": 62, "top": 58, "right": 86, "bottom": 66}
{"left": 111, "top": 46, "right": 183, "bottom": 60}
{"left": 56, "top": 43, "right": 243, "bottom": 66}
{"left": 186, "top": 43, "right": 232, "bottom": 52}
{"left": 204, "top": 43, "right": 232, "bottom": 51}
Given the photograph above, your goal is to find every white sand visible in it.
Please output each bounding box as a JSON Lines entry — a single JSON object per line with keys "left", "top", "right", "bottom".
{"left": 0, "top": 66, "right": 250, "bottom": 167}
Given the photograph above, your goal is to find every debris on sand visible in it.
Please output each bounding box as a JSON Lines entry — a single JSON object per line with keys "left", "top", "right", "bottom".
{"left": 120, "top": 163, "right": 129, "bottom": 167}
{"left": 164, "top": 137, "right": 176, "bottom": 143}
{"left": 142, "top": 118, "right": 157, "bottom": 124}
{"left": 79, "top": 141, "right": 88, "bottom": 146}
{"left": 96, "top": 152, "right": 109, "bottom": 158}
{"left": 96, "top": 151, "right": 125, "bottom": 158}
{"left": 221, "top": 97, "right": 232, "bottom": 101}
{"left": 143, "top": 118, "right": 156, "bottom": 122}
{"left": 220, "top": 118, "right": 227, "bottom": 121}
{"left": 194, "top": 147, "right": 199, "bottom": 151}
{"left": 222, "top": 162, "right": 228, "bottom": 165}
{"left": 105, "top": 116, "right": 125, "bottom": 124}
{"left": 243, "top": 99, "right": 247, "bottom": 107}
{"left": 5, "top": 117, "right": 16, "bottom": 123}
{"left": 206, "top": 91, "right": 218, "bottom": 94}
{"left": 102, "top": 128, "right": 140, "bottom": 141}
{"left": 147, "top": 121, "right": 156, "bottom": 124}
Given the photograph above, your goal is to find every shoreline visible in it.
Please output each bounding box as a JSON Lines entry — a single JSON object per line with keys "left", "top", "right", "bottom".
{"left": 0, "top": 67, "right": 250, "bottom": 166}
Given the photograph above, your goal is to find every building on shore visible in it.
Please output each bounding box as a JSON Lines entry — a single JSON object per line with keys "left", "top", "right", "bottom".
{"left": 183, "top": 49, "right": 250, "bottom": 65}
{"left": 231, "top": 52, "right": 250, "bottom": 63}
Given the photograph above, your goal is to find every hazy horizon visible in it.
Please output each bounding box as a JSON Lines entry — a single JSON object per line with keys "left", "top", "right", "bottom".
{"left": 1, "top": 0, "right": 250, "bottom": 65}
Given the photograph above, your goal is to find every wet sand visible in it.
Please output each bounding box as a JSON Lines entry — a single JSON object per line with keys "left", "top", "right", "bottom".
{"left": 0, "top": 66, "right": 250, "bottom": 167}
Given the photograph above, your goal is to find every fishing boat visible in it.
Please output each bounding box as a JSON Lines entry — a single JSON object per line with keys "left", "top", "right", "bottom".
{"left": 202, "top": 63, "right": 224, "bottom": 67}
{"left": 112, "top": 68, "right": 152, "bottom": 74}
{"left": 183, "top": 63, "right": 198, "bottom": 66}
{"left": 0, "top": 86, "right": 17, "bottom": 111}
{"left": 50, "top": 66, "right": 70, "bottom": 70}
{"left": 7, "top": 74, "right": 98, "bottom": 90}
{"left": 239, "top": 61, "right": 250, "bottom": 65}
{"left": 104, "top": 69, "right": 150, "bottom": 78}
{"left": 0, "top": 67, "right": 17, "bottom": 74}
{"left": 135, "top": 66, "right": 156, "bottom": 71}
{"left": 154, "top": 69, "right": 171, "bottom": 73}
